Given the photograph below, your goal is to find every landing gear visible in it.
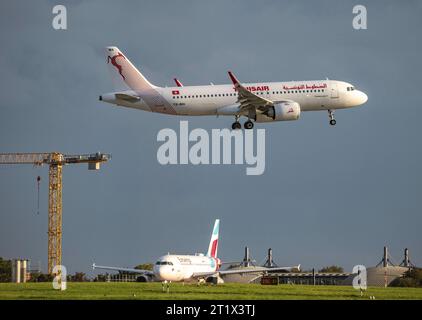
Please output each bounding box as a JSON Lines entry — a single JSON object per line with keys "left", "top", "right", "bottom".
{"left": 231, "top": 121, "right": 241, "bottom": 130}
{"left": 328, "top": 110, "right": 336, "bottom": 126}
{"left": 162, "top": 280, "right": 171, "bottom": 293}
{"left": 244, "top": 120, "right": 254, "bottom": 130}
{"left": 197, "top": 278, "right": 206, "bottom": 286}
{"left": 231, "top": 115, "right": 241, "bottom": 130}
{"left": 231, "top": 116, "right": 254, "bottom": 130}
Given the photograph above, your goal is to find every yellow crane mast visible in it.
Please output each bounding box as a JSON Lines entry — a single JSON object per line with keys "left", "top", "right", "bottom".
{"left": 0, "top": 152, "right": 111, "bottom": 274}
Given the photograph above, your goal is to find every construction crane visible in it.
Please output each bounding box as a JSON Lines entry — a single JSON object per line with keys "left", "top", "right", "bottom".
{"left": 0, "top": 152, "right": 111, "bottom": 274}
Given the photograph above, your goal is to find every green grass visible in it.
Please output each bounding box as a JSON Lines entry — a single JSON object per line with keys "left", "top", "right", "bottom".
{"left": 1, "top": 282, "right": 422, "bottom": 300}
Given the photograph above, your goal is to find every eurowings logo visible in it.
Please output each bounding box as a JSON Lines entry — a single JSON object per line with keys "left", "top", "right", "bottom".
{"left": 107, "top": 52, "right": 126, "bottom": 80}
{"left": 210, "top": 239, "right": 218, "bottom": 258}
{"left": 287, "top": 107, "right": 294, "bottom": 113}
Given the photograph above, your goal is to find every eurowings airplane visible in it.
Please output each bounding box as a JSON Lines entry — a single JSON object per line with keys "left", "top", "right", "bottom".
{"left": 93, "top": 219, "right": 299, "bottom": 285}
{"left": 100, "top": 47, "right": 368, "bottom": 129}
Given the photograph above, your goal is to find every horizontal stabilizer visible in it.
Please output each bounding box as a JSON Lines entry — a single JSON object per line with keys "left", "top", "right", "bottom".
{"left": 115, "top": 93, "right": 140, "bottom": 102}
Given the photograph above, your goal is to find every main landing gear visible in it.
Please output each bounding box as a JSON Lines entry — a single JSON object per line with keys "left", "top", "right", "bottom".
{"left": 244, "top": 120, "right": 254, "bottom": 130}
{"left": 328, "top": 109, "right": 336, "bottom": 126}
{"left": 231, "top": 116, "right": 254, "bottom": 130}
{"left": 231, "top": 121, "right": 241, "bottom": 130}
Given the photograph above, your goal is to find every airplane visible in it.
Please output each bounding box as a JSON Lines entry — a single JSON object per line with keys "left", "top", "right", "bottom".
{"left": 174, "top": 78, "right": 183, "bottom": 87}
{"left": 92, "top": 219, "right": 300, "bottom": 288}
{"left": 100, "top": 47, "right": 368, "bottom": 130}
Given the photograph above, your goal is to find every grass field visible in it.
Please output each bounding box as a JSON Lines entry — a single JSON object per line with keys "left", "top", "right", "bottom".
{"left": 1, "top": 282, "right": 422, "bottom": 300}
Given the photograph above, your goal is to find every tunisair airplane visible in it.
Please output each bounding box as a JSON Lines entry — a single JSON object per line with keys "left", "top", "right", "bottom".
{"left": 93, "top": 219, "right": 299, "bottom": 287}
{"left": 100, "top": 47, "right": 368, "bottom": 129}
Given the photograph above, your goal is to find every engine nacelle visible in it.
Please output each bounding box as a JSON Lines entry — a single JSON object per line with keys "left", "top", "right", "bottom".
{"left": 255, "top": 102, "right": 301, "bottom": 122}
{"left": 136, "top": 275, "right": 153, "bottom": 282}
{"left": 205, "top": 275, "right": 225, "bottom": 284}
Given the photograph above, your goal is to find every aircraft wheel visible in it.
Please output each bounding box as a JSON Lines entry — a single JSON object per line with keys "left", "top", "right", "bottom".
{"left": 244, "top": 120, "right": 254, "bottom": 130}
{"left": 329, "top": 119, "right": 336, "bottom": 126}
{"left": 231, "top": 122, "right": 241, "bottom": 130}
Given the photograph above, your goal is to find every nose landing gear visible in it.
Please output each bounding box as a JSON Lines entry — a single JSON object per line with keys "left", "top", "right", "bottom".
{"left": 328, "top": 110, "right": 336, "bottom": 126}
{"left": 162, "top": 280, "right": 171, "bottom": 293}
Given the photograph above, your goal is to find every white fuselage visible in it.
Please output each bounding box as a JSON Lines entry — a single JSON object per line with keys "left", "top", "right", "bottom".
{"left": 153, "top": 254, "right": 219, "bottom": 282}
{"left": 101, "top": 80, "right": 368, "bottom": 116}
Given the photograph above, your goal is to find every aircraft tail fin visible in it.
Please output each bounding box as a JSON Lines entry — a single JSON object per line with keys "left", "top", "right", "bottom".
{"left": 105, "top": 46, "right": 157, "bottom": 91}
{"left": 206, "top": 219, "right": 220, "bottom": 258}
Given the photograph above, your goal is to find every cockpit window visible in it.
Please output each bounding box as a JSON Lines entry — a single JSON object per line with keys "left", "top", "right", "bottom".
{"left": 347, "top": 86, "right": 355, "bottom": 91}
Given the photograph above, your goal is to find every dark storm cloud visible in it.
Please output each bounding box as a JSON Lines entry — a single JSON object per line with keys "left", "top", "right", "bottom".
{"left": 0, "top": 0, "right": 421, "bottom": 275}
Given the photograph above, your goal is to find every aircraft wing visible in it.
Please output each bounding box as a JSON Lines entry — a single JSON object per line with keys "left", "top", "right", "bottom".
{"left": 228, "top": 71, "right": 273, "bottom": 113}
{"left": 92, "top": 263, "right": 154, "bottom": 275}
{"left": 192, "top": 264, "right": 300, "bottom": 278}
{"left": 115, "top": 93, "right": 140, "bottom": 102}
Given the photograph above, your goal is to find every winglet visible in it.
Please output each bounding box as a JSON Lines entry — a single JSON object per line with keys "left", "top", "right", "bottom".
{"left": 92, "top": 263, "right": 96, "bottom": 270}
{"left": 228, "top": 71, "right": 240, "bottom": 87}
{"left": 174, "top": 78, "right": 183, "bottom": 87}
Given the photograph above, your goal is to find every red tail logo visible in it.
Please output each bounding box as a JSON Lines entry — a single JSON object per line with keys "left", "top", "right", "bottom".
{"left": 107, "top": 52, "right": 126, "bottom": 80}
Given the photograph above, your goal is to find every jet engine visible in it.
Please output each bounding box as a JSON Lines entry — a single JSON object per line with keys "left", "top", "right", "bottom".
{"left": 136, "top": 275, "right": 153, "bottom": 282}
{"left": 255, "top": 102, "right": 301, "bottom": 122}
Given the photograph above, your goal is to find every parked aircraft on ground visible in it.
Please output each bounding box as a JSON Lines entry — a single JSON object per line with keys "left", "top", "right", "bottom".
{"left": 93, "top": 219, "right": 299, "bottom": 287}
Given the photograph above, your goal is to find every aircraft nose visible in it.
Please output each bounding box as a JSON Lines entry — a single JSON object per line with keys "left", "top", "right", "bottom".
{"left": 357, "top": 91, "right": 368, "bottom": 105}
{"left": 157, "top": 267, "right": 168, "bottom": 280}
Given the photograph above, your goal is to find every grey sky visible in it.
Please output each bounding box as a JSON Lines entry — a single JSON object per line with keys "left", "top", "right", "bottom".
{"left": 0, "top": 0, "right": 421, "bottom": 275}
